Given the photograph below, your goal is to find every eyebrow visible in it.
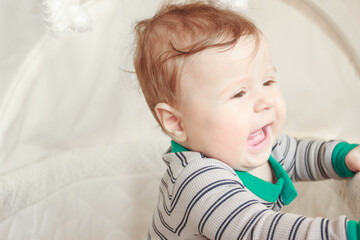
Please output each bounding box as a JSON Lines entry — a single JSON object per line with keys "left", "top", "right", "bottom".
{"left": 219, "top": 66, "right": 277, "bottom": 97}
{"left": 219, "top": 77, "right": 249, "bottom": 97}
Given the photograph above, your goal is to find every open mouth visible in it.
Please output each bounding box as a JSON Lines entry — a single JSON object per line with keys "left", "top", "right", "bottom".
{"left": 247, "top": 125, "right": 271, "bottom": 151}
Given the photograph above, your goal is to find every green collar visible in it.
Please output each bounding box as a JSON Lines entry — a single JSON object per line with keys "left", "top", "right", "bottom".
{"left": 170, "top": 140, "right": 297, "bottom": 205}
{"left": 235, "top": 156, "right": 297, "bottom": 205}
{"left": 171, "top": 140, "right": 189, "bottom": 153}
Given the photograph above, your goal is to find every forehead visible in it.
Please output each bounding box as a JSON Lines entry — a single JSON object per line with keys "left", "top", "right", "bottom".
{"left": 192, "top": 36, "right": 259, "bottom": 65}
{"left": 179, "top": 35, "right": 271, "bottom": 92}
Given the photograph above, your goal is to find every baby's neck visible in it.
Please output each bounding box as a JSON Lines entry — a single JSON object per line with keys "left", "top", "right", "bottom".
{"left": 247, "top": 161, "right": 275, "bottom": 183}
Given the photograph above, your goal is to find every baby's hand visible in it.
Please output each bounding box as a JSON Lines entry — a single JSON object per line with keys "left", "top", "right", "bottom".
{"left": 345, "top": 146, "right": 360, "bottom": 172}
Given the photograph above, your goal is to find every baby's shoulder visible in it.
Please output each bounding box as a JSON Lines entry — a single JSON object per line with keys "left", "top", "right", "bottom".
{"left": 162, "top": 151, "right": 240, "bottom": 187}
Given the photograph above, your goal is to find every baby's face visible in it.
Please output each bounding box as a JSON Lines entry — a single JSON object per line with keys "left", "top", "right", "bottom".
{"left": 177, "top": 35, "right": 286, "bottom": 171}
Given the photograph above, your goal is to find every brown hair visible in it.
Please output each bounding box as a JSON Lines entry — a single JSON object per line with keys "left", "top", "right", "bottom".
{"left": 133, "top": 0, "right": 260, "bottom": 126}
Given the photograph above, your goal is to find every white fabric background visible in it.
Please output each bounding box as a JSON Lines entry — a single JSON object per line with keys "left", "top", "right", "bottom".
{"left": 0, "top": 0, "right": 359, "bottom": 239}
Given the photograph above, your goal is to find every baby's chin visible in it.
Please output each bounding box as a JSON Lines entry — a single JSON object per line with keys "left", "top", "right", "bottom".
{"left": 232, "top": 157, "right": 270, "bottom": 172}
{"left": 242, "top": 149, "right": 273, "bottom": 170}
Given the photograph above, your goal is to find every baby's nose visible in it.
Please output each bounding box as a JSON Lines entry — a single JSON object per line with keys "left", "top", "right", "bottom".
{"left": 254, "top": 92, "right": 275, "bottom": 112}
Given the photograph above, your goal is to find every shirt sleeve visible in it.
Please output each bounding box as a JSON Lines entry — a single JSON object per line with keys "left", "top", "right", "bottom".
{"left": 166, "top": 159, "right": 349, "bottom": 239}
{"left": 271, "top": 133, "right": 358, "bottom": 181}
{"left": 347, "top": 220, "right": 360, "bottom": 240}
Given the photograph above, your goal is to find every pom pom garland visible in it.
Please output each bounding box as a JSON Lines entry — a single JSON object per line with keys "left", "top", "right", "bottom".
{"left": 42, "top": 0, "right": 92, "bottom": 37}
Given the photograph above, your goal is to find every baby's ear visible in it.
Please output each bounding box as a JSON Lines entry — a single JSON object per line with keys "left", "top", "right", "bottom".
{"left": 155, "top": 103, "right": 187, "bottom": 142}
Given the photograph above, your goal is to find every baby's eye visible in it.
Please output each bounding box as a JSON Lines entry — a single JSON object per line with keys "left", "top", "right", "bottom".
{"left": 232, "top": 90, "right": 246, "bottom": 99}
{"left": 263, "top": 80, "right": 276, "bottom": 86}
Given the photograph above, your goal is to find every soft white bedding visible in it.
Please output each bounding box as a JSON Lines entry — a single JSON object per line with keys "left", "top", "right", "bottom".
{"left": 0, "top": 140, "right": 167, "bottom": 240}
{"left": 0, "top": 0, "right": 359, "bottom": 239}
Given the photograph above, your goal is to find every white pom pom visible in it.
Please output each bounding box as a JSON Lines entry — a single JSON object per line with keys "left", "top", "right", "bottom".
{"left": 42, "top": 0, "right": 72, "bottom": 35}
{"left": 42, "top": 0, "right": 92, "bottom": 37}
{"left": 67, "top": 4, "right": 92, "bottom": 32}
{"left": 219, "top": 0, "right": 249, "bottom": 11}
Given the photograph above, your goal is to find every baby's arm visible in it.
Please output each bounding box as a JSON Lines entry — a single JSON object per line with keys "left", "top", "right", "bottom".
{"left": 166, "top": 159, "right": 355, "bottom": 239}
{"left": 272, "top": 133, "right": 359, "bottom": 181}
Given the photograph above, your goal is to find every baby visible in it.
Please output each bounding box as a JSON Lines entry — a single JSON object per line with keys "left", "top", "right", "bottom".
{"left": 133, "top": 1, "right": 360, "bottom": 239}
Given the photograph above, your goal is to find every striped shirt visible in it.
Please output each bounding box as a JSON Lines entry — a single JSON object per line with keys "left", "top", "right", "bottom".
{"left": 147, "top": 133, "right": 356, "bottom": 239}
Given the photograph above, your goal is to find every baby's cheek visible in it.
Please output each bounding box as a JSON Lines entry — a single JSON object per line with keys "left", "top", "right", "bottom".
{"left": 274, "top": 101, "right": 286, "bottom": 133}
{"left": 277, "top": 95, "right": 287, "bottom": 114}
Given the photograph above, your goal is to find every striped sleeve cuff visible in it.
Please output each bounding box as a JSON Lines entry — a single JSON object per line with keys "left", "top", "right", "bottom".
{"left": 348, "top": 220, "right": 360, "bottom": 240}
{"left": 332, "top": 142, "right": 358, "bottom": 178}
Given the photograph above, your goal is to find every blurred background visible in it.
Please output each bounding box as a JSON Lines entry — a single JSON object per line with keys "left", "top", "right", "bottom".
{"left": 0, "top": 0, "right": 359, "bottom": 239}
